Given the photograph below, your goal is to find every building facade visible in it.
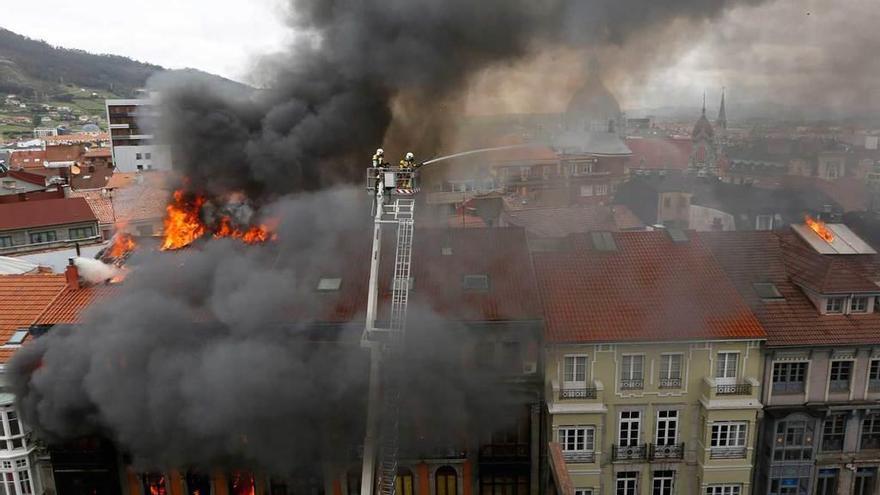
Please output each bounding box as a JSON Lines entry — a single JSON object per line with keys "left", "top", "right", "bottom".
{"left": 105, "top": 98, "right": 173, "bottom": 173}
{"left": 534, "top": 230, "right": 767, "bottom": 495}
{"left": 0, "top": 197, "right": 100, "bottom": 255}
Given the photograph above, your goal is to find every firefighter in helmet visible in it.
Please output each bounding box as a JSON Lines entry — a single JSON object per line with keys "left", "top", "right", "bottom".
{"left": 372, "top": 148, "right": 385, "bottom": 168}
{"left": 399, "top": 152, "right": 416, "bottom": 189}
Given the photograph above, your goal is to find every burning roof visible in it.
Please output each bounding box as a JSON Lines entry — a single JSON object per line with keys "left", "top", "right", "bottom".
{"left": 792, "top": 218, "right": 877, "bottom": 255}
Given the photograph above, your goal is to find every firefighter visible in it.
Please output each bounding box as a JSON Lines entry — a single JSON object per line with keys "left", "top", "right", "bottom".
{"left": 372, "top": 148, "right": 385, "bottom": 168}
{"left": 399, "top": 152, "right": 415, "bottom": 189}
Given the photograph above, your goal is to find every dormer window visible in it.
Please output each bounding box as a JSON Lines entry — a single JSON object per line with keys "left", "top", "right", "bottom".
{"left": 852, "top": 297, "right": 869, "bottom": 313}
{"left": 826, "top": 297, "right": 845, "bottom": 314}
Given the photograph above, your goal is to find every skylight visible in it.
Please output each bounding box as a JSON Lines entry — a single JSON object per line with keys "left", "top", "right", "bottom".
{"left": 6, "top": 329, "right": 28, "bottom": 346}
{"left": 667, "top": 228, "right": 689, "bottom": 243}
{"left": 753, "top": 282, "right": 783, "bottom": 300}
{"left": 462, "top": 274, "right": 490, "bottom": 291}
{"left": 317, "top": 278, "right": 342, "bottom": 291}
{"left": 590, "top": 231, "right": 617, "bottom": 252}
{"left": 441, "top": 247, "right": 453, "bottom": 256}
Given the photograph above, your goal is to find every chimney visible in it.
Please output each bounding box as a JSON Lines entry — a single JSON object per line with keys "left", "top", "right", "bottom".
{"left": 65, "top": 258, "right": 80, "bottom": 290}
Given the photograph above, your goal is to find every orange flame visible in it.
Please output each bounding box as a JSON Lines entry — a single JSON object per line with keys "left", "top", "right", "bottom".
{"left": 161, "top": 190, "right": 277, "bottom": 250}
{"left": 805, "top": 215, "right": 834, "bottom": 242}
{"left": 109, "top": 232, "right": 137, "bottom": 258}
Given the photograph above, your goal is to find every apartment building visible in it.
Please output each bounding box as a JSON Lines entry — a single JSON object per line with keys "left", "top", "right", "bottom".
{"left": 105, "top": 97, "right": 173, "bottom": 173}
{"left": 534, "top": 230, "right": 767, "bottom": 495}
{"left": 704, "top": 224, "right": 880, "bottom": 495}
{"left": 0, "top": 197, "right": 100, "bottom": 255}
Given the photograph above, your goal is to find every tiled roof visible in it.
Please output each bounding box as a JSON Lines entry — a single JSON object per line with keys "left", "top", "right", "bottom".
{"left": 68, "top": 190, "right": 115, "bottom": 225}
{"left": 0, "top": 197, "right": 97, "bottom": 231}
{"left": 3, "top": 170, "right": 47, "bottom": 186}
{"left": 779, "top": 231, "right": 880, "bottom": 294}
{"left": 36, "top": 285, "right": 121, "bottom": 325}
{"left": 83, "top": 148, "right": 112, "bottom": 158}
{"left": 702, "top": 229, "right": 880, "bottom": 347}
{"left": 0, "top": 274, "right": 66, "bottom": 363}
{"left": 113, "top": 184, "right": 169, "bottom": 223}
{"left": 43, "top": 133, "right": 109, "bottom": 145}
{"left": 501, "top": 204, "right": 643, "bottom": 238}
{"left": 8, "top": 150, "right": 46, "bottom": 170}
{"left": 533, "top": 230, "right": 766, "bottom": 343}
{"left": 625, "top": 137, "right": 692, "bottom": 170}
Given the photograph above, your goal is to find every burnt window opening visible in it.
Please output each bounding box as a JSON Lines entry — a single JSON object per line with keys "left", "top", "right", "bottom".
{"left": 462, "top": 274, "right": 490, "bottom": 292}
{"left": 143, "top": 474, "right": 167, "bottom": 495}
{"left": 185, "top": 472, "right": 211, "bottom": 495}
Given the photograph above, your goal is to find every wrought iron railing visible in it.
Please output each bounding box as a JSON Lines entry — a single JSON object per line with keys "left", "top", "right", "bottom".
{"left": 620, "top": 379, "right": 644, "bottom": 390}
{"left": 659, "top": 378, "right": 682, "bottom": 389}
{"left": 560, "top": 387, "right": 598, "bottom": 400}
{"left": 716, "top": 383, "right": 752, "bottom": 396}
{"left": 829, "top": 380, "right": 850, "bottom": 393}
{"left": 709, "top": 447, "right": 747, "bottom": 459}
{"left": 561, "top": 451, "right": 595, "bottom": 463}
{"left": 650, "top": 443, "right": 685, "bottom": 460}
{"left": 612, "top": 444, "right": 648, "bottom": 461}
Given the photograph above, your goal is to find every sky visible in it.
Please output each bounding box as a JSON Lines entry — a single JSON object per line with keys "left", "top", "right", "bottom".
{"left": 2, "top": 0, "right": 878, "bottom": 118}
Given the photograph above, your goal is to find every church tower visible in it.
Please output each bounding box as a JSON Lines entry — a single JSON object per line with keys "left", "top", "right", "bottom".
{"left": 716, "top": 87, "right": 727, "bottom": 144}
{"left": 688, "top": 93, "right": 718, "bottom": 176}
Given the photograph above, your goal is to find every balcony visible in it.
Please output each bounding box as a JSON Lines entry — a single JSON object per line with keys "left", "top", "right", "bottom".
{"left": 709, "top": 447, "right": 747, "bottom": 459}
{"left": 560, "top": 386, "right": 597, "bottom": 400}
{"left": 561, "top": 450, "right": 595, "bottom": 463}
{"left": 659, "top": 378, "right": 682, "bottom": 389}
{"left": 717, "top": 383, "right": 753, "bottom": 396}
{"left": 701, "top": 377, "right": 760, "bottom": 404}
{"left": 649, "top": 443, "right": 685, "bottom": 461}
{"left": 620, "top": 379, "right": 644, "bottom": 391}
{"left": 612, "top": 444, "right": 648, "bottom": 462}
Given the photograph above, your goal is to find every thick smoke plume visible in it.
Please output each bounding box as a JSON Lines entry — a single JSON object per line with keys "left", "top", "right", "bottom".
{"left": 12, "top": 0, "right": 767, "bottom": 475}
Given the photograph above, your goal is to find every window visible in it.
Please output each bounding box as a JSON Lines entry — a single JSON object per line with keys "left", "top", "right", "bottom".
{"left": 136, "top": 153, "right": 143, "bottom": 160}
{"left": 618, "top": 411, "right": 641, "bottom": 447}
{"left": 870, "top": 360, "right": 880, "bottom": 392}
{"left": 655, "top": 410, "right": 678, "bottom": 446}
{"left": 620, "top": 355, "right": 644, "bottom": 389}
{"left": 705, "top": 486, "right": 740, "bottom": 495}
{"left": 441, "top": 246, "right": 453, "bottom": 256}
{"left": 185, "top": 472, "right": 212, "bottom": 495}
{"left": 563, "top": 355, "right": 588, "bottom": 392}
{"left": 0, "top": 237, "right": 11, "bottom": 248}
{"left": 462, "top": 274, "right": 489, "bottom": 291}
{"left": 710, "top": 422, "right": 747, "bottom": 457}
{"left": 595, "top": 184, "right": 608, "bottom": 196}
{"left": 137, "top": 165, "right": 144, "bottom": 171}
{"left": 0, "top": 406, "right": 27, "bottom": 451}
{"left": 5, "top": 330, "right": 27, "bottom": 346}
{"left": 395, "top": 468, "right": 414, "bottom": 495}
{"left": 652, "top": 471, "right": 674, "bottom": 495}
{"left": 658, "top": 354, "right": 682, "bottom": 388}
{"left": 821, "top": 415, "right": 846, "bottom": 451}
{"left": 479, "top": 473, "right": 527, "bottom": 495}
{"left": 715, "top": 352, "right": 738, "bottom": 381}
{"left": 616, "top": 472, "right": 637, "bottom": 495}
{"left": 825, "top": 297, "right": 844, "bottom": 313}
{"left": 855, "top": 468, "right": 877, "bottom": 495}
{"left": 580, "top": 185, "right": 594, "bottom": 197}
{"left": 229, "top": 472, "right": 255, "bottom": 495}
{"left": 829, "top": 361, "right": 852, "bottom": 392}
{"left": 317, "top": 278, "right": 342, "bottom": 291}
{"left": 144, "top": 474, "right": 168, "bottom": 495}
{"left": 815, "top": 469, "right": 838, "bottom": 495}
{"left": 435, "top": 467, "right": 456, "bottom": 495}
{"left": 769, "top": 476, "right": 809, "bottom": 495}
{"left": 559, "top": 426, "right": 594, "bottom": 453}
{"left": 0, "top": 458, "right": 33, "bottom": 495}
{"left": 145, "top": 152, "right": 152, "bottom": 160}
{"left": 772, "top": 419, "right": 814, "bottom": 461}
{"left": 28, "top": 231, "right": 56, "bottom": 244}
{"left": 69, "top": 226, "right": 96, "bottom": 240}
{"left": 753, "top": 282, "right": 783, "bottom": 300}
{"left": 861, "top": 413, "right": 880, "bottom": 450}
{"left": 574, "top": 490, "right": 593, "bottom": 495}
{"left": 663, "top": 197, "right": 671, "bottom": 208}
{"left": 850, "top": 296, "right": 870, "bottom": 313}
{"left": 756, "top": 215, "right": 773, "bottom": 231}
{"left": 772, "top": 362, "right": 807, "bottom": 393}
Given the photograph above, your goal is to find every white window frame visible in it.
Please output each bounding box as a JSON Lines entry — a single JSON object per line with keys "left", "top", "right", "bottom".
{"left": 715, "top": 352, "right": 739, "bottom": 384}
{"left": 705, "top": 486, "right": 741, "bottom": 495}
{"left": 655, "top": 410, "right": 678, "bottom": 446}
{"left": 0, "top": 406, "right": 27, "bottom": 453}
{"left": 562, "top": 355, "right": 588, "bottom": 390}
{"left": 710, "top": 422, "right": 747, "bottom": 448}
{"left": 580, "top": 185, "right": 594, "bottom": 197}
{"left": 829, "top": 360, "right": 853, "bottom": 392}
{"left": 825, "top": 297, "right": 844, "bottom": 314}
{"left": 652, "top": 471, "right": 674, "bottom": 495}
{"left": 659, "top": 353, "right": 683, "bottom": 388}
{"left": 618, "top": 410, "right": 641, "bottom": 447}
{"left": 756, "top": 215, "right": 773, "bottom": 231}
{"left": 595, "top": 184, "right": 608, "bottom": 196}
{"left": 616, "top": 472, "right": 638, "bottom": 495}
{"left": 0, "top": 458, "right": 33, "bottom": 495}
{"left": 851, "top": 296, "right": 869, "bottom": 313}
{"left": 574, "top": 489, "right": 593, "bottom": 495}
{"left": 621, "top": 354, "right": 644, "bottom": 384}
{"left": 558, "top": 426, "right": 595, "bottom": 453}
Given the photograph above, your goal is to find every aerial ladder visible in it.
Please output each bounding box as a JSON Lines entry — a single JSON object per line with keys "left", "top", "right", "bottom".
{"left": 358, "top": 144, "right": 532, "bottom": 495}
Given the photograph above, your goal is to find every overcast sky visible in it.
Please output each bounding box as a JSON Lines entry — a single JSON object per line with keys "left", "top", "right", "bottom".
{"left": 2, "top": 0, "right": 878, "bottom": 117}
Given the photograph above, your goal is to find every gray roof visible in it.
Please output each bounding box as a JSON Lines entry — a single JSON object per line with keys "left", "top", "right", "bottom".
{"left": 0, "top": 256, "right": 39, "bottom": 275}
{"left": 552, "top": 130, "right": 631, "bottom": 156}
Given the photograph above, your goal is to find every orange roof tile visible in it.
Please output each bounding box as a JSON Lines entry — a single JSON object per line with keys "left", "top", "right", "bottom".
{"left": 533, "top": 230, "right": 766, "bottom": 343}
{"left": 68, "top": 190, "right": 116, "bottom": 225}
{"left": 0, "top": 197, "right": 97, "bottom": 231}
{"left": 0, "top": 274, "right": 66, "bottom": 363}
{"left": 37, "top": 285, "right": 121, "bottom": 325}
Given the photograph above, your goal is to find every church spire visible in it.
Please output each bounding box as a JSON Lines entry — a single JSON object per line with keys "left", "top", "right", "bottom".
{"left": 717, "top": 87, "right": 727, "bottom": 130}
{"left": 702, "top": 91, "right": 707, "bottom": 116}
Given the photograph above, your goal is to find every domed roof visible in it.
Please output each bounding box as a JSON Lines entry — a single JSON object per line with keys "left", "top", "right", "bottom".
{"left": 565, "top": 72, "right": 621, "bottom": 132}
{"left": 692, "top": 113, "right": 714, "bottom": 140}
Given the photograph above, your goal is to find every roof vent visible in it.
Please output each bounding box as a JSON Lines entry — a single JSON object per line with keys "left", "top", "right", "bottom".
{"left": 667, "top": 228, "right": 689, "bottom": 243}
{"left": 590, "top": 231, "right": 617, "bottom": 252}
{"left": 462, "top": 274, "right": 490, "bottom": 292}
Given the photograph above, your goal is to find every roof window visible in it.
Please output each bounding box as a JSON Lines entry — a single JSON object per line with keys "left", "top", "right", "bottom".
{"left": 667, "top": 228, "right": 689, "bottom": 243}
{"left": 6, "top": 329, "right": 28, "bottom": 346}
{"left": 752, "top": 282, "right": 783, "bottom": 300}
{"left": 317, "top": 278, "right": 342, "bottom": 291}
{"left": 590, "top": 231, "right": 617, "bottom": 252}
{"left": 441, "top": 246, "right": 453, "bottom": 256}
{"left": 462, "top": 274, "right": 490, "bottom": 292}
